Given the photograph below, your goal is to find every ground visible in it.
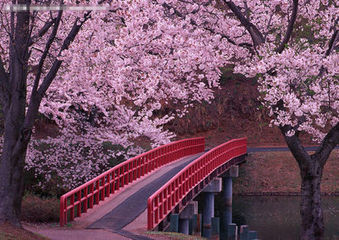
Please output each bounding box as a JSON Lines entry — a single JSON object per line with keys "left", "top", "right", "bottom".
{"left": 0, "top": 224, "right": 48, "bottom": 240}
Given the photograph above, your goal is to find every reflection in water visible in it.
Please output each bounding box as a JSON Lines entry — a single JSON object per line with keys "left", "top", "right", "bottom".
{"left": 214, "top": 196, "right": 339, "bottom": 240}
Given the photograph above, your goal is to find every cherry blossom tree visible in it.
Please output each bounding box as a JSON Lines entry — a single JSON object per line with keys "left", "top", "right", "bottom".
{"left": 168, "top": 0, "right": 337, "bottom": 238}
{"left": 224, "top": 1, "right": 338, "bottom": 239}
{"left": 0, "top": 0, "right": 226, "bottom": 226}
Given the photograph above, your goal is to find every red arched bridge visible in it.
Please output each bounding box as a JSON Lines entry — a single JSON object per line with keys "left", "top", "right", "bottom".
{"left": 59, "top": 137, "right": 247, "bottom": 235}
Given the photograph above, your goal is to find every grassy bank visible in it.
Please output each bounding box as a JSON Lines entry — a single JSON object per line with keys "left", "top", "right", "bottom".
{"left": 233, "top": 150, "right": 339, "bottom": 195}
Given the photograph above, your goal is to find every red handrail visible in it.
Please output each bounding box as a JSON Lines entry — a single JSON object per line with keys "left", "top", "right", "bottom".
{"left": 147, "top": 137, "right": 247, "bottom": 230}
{"left": 59, "top": 137, "right": 205, "bottom": 226}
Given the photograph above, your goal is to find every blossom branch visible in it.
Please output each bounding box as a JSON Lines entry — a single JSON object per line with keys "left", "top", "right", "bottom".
{"left": 28, "top": 17, "right": 55, "bottom": 46}
{"left": 312, "top": 123, "right": 339, "bottom": 167}
{"left": 37, "top": 11, "right": 92, "bottom": 97}
{"left": 223, "top": 0, "right": 264, "bottom": 47}
{"left": 31, "top": 9, "right": 63, "bottom": 96}
{"left": 279, "top": 124, "right": 310, "bottom": 168}
{"left": 276, "top": 0, "right": 298, "bottom": 53}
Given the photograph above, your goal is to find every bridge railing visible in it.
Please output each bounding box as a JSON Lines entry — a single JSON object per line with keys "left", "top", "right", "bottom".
{"left": 60, "top": 137, "right": 205, "bottom": 226}
{"left": 147, "top": 137, "right": 247, "bottom": 230}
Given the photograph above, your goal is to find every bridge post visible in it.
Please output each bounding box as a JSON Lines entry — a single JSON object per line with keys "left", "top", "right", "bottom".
{"left": 223, "top": 165, "right": 239, "bottom": 207}
{"left": 169, "top": 214, "right": 179, "bottom": 232}
{"left": 239, "top": 225, "right": 249, "bottom": 240}
{"left": 178, "top": 202, "right": 198, "bottom": 235}
{"left": 202, "top": 178, "right": 222, "bottom": 238}
{"left": 221, "top": 165, "right": 239, "bottom": 239}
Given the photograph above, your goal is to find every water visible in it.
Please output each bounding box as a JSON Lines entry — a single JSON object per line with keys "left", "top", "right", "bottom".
{"left": 213, "top": 196, "right": 339, "bottom": 240}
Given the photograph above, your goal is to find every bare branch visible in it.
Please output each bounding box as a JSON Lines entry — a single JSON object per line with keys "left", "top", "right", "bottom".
{"left": 37, "top": 11, "right": 92, "bottom": 98}
{"left": 31, "top": 9, "right": 63, "bottom": 97}
{"left": 162, "top": 1, "right": 254, "bottom": 52}
{"left": 276, "top": 0, "right": 298, "bottom": 53}
{"left": 279, "top": 124, "right": 310, "bottom": 168}
{"left": 23, "top": 10, "right": 91, "bottom": 134}
{"left": 263, "top": 12, "right": 274, "bottom": 41}
{"left": 223, "top": 0, "right": 264, "bottom": 47}
{"left": 28, "top": 18, "right": 55, "bottom": 46}
{"left": 318, "top": 30, "right": 338, "bottom": 77}
{"left": 243, "top": 1, "right": 249, "bottom": 20}
{"left": 312, "top": 123, "right": 339, "bottom": 167}
{"left": 0, "top": 57, "right": 10, "bottom": 114}
{"left": 325, "top": 29, "right": 338, "bottom": 56}
{"left": 200, "top": 23, "right": 254, "bottom": 53}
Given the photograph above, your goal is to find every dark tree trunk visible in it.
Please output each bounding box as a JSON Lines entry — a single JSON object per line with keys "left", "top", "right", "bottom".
{"left": 0, "top": 0, "right": 31, "bottom": 226}
{"left": 0, "top": 128, "right": 30, "bottom": 226}
{"left": 0, "top": 0, "right": 90, "bottom": 226}
{"left": 299, "top": 157, "right": 324, "bottom": 240}
{"left": 281, "top": 123, "right": 338, "bottom": 240}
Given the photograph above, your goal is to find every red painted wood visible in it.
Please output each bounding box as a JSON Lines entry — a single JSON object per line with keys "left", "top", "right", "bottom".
{"left": 147, "top": 138, "right": 247, "bottom": 230}
{"left": 60, "top": 137, "right": 205, "bottom": 226}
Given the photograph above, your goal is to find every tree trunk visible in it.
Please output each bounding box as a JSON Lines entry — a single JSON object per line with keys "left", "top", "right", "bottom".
{"left": 0, "top": 0, "right": 31, "bottom": 226}
{"left": 0, "top": 0, "right": 90, "bottom": 227}
{"left": 281, "top": 124, "right": 339, "bottom": 240}
{"left": 0, "top": 110, "right": 32, "bottom": 226}
{"left": 0, "top": 58, "right": 31, "bottom": 226}
{"left": 0, "top": 136, "right": 28, "bottom": 226}
{"left": 299, "top": 160, "right": 324, "bottom": 240}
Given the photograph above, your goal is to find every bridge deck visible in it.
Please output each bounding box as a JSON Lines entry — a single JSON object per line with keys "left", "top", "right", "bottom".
{"left": 70, "top": 153, "right": 204, "bottom": 237}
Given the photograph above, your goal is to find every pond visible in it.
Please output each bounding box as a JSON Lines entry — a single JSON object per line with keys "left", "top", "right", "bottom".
{"left": 213, "top": 196, "right": 339, "bottom": 240}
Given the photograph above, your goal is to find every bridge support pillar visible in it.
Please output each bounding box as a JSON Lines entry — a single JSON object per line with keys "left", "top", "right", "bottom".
{"left": 221, "top": 166, "right": 239, "bottom": 239}
{"left": 202, "top": 178, "right": 222, "bottom": 238}
{"left": 179, "top": 202, "right": 197, "bottom": 235}
{"left": 223, "top": 165, "right": 239, "bottom": 207}
{"left": 169, "top": 214, "right": 179, "bottom": 232}
{"left": 179, "top": 219, "right": 189, "bottom": 234}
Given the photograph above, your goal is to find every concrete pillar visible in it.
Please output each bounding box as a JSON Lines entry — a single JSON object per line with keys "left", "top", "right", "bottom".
{"left": 212, "top": 217, "right": 220, "bottom": 236}
{"left": 248, "top": 230, "right": 258, "bottom": 240}
{"left": 179, "top": 219, "right": 189, "bottom": 234}
{"left": 223, "top": 165, "right": 239, "bottom": 207}
{"left": 202, "top": 192, "right": 214, "bottom": 238}
{"left": 197, "top": 213, "right": 202, "bottom": 233}
{"left": 227, "top": 223, "right": 238, "bottom": 240}
{"left": 239, "top": 225, "right": 249, "bottom": 240}
{"left": 178, "top": 202, "right": 197, "bottom": 235}
{"left": 223, "top": 176, "right": 232, "bottom": 207}
{"left": 222, "top": 165, "right": 239, "bottom": 236}
{"left": 189, "top": 217, "right": 193, "bottom": 235}
{"left": 190, "top": 213, "right": 200, "bottom": 234}
{"left": 169, "top": 214, "right": 179, "bottom": 232}
{"left": 221, "top": 206, "right": 232, "bottom": 240}
{"left": 220, "top": 166, "right": 239, "bottom": 239}
{"left": 202, "top": 178, "right": 222, "bottom": 238}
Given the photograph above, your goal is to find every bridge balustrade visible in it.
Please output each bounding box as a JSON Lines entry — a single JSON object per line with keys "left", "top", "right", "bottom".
{"left": 147, "top": 137, "right": 247, "bottom": 230}
{"left": 60, "top": 137, "right": 205, "bottom": 226}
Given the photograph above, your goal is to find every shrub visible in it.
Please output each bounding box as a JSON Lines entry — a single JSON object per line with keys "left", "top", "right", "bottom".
{"left": 21, "top": 193, "right": 59, "bottom": 223}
